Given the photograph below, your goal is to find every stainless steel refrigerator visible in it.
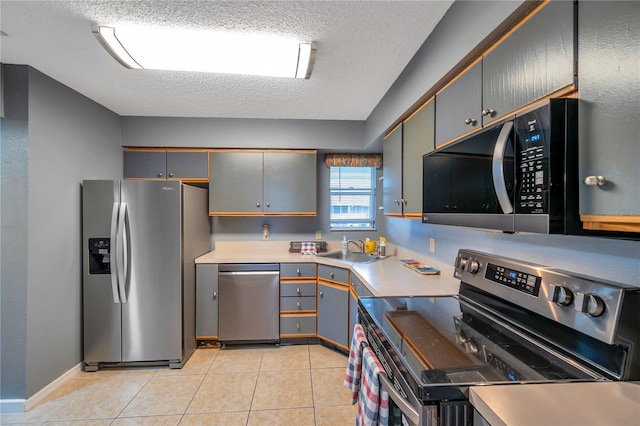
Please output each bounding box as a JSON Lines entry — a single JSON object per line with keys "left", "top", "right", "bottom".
{"left": 82, "top": 180, "right": 210, "bottom": 371}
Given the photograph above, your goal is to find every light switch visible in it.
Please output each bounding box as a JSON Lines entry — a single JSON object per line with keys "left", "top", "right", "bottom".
{"left": 429, "top": 238, "right": 436, "bottom": 253}
{"left": 315, "top": 230, "right": 322, "bottom": 240}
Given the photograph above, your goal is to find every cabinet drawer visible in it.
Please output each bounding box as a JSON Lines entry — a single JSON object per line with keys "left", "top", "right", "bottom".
{"left": 280, "top": 282, "right": 316, "bottom": 297}
{"left": 280, "top": 315, "right": 316, "bottom": 335}
{"left": 281, "top": 263, "right": 316, "bottom": 279}
{"left": 318, "top": 265, "right": 349, "bottom": 285}
{"left": 280, "top": 296, "right": 316, "bottom": 312}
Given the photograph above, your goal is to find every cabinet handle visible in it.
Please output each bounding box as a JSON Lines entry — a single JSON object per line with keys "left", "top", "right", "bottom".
{"left": 583, "top": 175, "right": 607, "bottom": 187}
{"left": 266, "top": 202, "right": 270, "bottom": 208}
{"left": 297, "top": 302, "right": 301, "bottom": 308}
{"left": 329, "top": 272, "right": 334, "bottom": 279}
{"left": 212, "top": 291, "right": 217, "bottom": 299}
{"left": 297, "top": 322, "right": 301, "bottom": 329}
{"left": 464, "top": 118, "right": 477, "bottom": 125}
{"left": 169, "top": 173, "right": 174, "bottom": 177}
{"left": 158, "top": 173, "right": 163, "bottom": 177}
{"left": 402, "top": 198, "right": 407, "bottom": 205}
{"left": 256, "top": 202, "right": 261, "bottom": 208}
{"left": 296, "top": 287, "right": 301, "bottom": 294}
{"left": 482, "top": 108, "right": 495, "bottom": 117}
{"left": 319, "top": 291, "right": 324, "bottom": 297}
{"left": 296, "top": 268, "right": 300, "bottom": 275}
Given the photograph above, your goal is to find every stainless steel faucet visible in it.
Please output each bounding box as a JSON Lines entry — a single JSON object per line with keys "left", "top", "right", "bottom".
{"left": 347, "top": 240, "right": 365, "bottom": 253}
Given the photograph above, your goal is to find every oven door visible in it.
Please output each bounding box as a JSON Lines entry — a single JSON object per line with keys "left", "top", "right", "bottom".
{"left": 380, "top": 374, "right": 436, "bottom": 426}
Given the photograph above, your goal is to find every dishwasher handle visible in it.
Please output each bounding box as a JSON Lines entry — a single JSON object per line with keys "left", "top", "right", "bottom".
{"left": 218, "top": 271, "right": 280, "bottom": 276}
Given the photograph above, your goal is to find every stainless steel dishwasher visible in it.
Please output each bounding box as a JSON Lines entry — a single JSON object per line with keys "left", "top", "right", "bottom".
{"left": 218, "top": 264, "right": 280, "bottom": 344}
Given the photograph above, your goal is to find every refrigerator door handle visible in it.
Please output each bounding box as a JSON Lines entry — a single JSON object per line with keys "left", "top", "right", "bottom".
{"left": 110, "top": 202, "right": 121, "bottom": 304}
{"left": 117, "top": 202, "right": 129, "bottom": 303}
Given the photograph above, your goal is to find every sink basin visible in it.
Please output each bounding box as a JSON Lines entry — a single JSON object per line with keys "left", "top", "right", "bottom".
{"left": 319, "top": 251, "right": 383, "bottom": 263}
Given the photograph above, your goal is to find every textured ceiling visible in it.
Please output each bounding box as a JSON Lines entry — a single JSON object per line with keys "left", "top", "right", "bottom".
{"left": 0, "top": 1, "right": 453, "bottom": 120}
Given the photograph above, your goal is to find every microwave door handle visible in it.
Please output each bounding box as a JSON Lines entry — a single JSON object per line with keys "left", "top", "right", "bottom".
{"left": 492, "top": 121, "right": 514, "bottom": 214}
{"left": 379, "top": 374, "right": 420, "bottom": 425}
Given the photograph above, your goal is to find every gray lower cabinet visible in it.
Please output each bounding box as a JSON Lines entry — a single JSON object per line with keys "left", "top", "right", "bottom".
{"left": 435, "top": 61, "right": 482, "bottom": 147}
{"left": 124, "top": 149, "right": 208, "bottom": 181}
{"left": 482, "top": 0, "right": 575, "bottom": 127}
{"left": 195, "top": 264, "right": 219, "bottom": 339}
{"left": 209, "top": 150, "right": 317, "bottom": 216}
{"left": 280, "top": 263, "right": 317, "bottom": 338}
{"left": 578, "top": 1, "right": 640, "bottom": 231}
{"left": 317, "top": 283, "right": 349, "bottom": 350}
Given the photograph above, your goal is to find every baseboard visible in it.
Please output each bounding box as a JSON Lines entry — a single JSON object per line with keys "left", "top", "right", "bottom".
{"left": 0, "top": 399, "right": 26, "bottom": 414}
{"left": 21, "top": 362, "right": 83, "bottom": 412}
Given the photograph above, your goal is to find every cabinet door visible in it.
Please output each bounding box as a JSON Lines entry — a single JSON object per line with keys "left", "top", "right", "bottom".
{"left": 578, "top": 1, "right": 640, "bottom": 225}
{"left": 196, "top": 264, "right": 219, "bottom": 339}
{"left": 123, "top": 150, "right": 166, "bottom": 179}
{"left": 317, "top": 283, "right": 349, "bottom": 349}
{"left": 209, "top": 151, "right": 263, "bottom": 215}
{"left": 403, "top": 98, "right": 435, "bottom": 216}
{"left": 383, "top": 124, "right": 403, "bottom": 216}
{"left": 166, "top": 150, "right": 208, "bottom": 181}
{"left": 435, "top": 61, "right": 482, "bottom": 147}
{"left": 482, "top": 1, "right": 574, "bottom": 126}
{"left": 263, "top": 151, "right": 317, "bottom": 215}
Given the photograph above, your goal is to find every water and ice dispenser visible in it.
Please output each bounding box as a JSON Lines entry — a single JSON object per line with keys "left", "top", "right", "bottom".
{"left": 88, "top": 238, "right": 111, "bottom": 274}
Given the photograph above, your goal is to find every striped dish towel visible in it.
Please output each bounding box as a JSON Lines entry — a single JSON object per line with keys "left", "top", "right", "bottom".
{"left": 344, "top": 323, "right": 368, "bottom": 404}
{"left": 357, "top": 346, "right": 390, "bottom": 426}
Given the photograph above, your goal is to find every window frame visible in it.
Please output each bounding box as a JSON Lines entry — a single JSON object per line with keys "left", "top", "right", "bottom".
{"left": 328, "top": 166, "right": 377, "bottom": 231}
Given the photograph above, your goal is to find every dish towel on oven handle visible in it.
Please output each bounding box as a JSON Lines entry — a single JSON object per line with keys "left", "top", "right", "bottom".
{"left": 344, "top": 323, "right": 368, "bottom": 404}
{"left": 357, "top": 346, "right": 390, "bottom": 426}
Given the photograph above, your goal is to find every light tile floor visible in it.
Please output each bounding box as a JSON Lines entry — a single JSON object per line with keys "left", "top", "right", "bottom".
{"left": 2, "top": 344, "right": 357, "bottom": 425}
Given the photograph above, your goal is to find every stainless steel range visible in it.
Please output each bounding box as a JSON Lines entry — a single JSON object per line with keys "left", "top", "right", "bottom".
{"left": 357, "top": 249, "right": 640, "bottom": 426}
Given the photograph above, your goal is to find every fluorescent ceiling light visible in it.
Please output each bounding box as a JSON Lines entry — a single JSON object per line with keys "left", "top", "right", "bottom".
{"left": 93, "top": 25, "right": 316, "bottom": 79}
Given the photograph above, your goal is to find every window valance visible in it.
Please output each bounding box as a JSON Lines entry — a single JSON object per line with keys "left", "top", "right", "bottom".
{"left": 324, "top": 154, "right": 382, "bottom": 168}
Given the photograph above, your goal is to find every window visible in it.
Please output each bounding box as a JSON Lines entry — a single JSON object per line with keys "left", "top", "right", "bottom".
{"left": 329, "top": 167, "right": 377, "bottom": 230}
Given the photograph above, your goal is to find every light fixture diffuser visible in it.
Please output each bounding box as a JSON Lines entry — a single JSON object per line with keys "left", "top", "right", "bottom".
{"left": 93, "top": 25, "right": 316, "bottom": 79}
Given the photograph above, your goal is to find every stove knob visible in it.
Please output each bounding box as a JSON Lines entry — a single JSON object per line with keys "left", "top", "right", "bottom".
{"left": 575, "top": 292, "right": 606, "bottom": 317}
{"left": 467, "top": 260, "right": 480, "bottom": 274}
{"left": 548, "top": 284, "right": 573, "bottom": 306}
{"left": 457, "top": 256, "right": 468, "bottom": 270}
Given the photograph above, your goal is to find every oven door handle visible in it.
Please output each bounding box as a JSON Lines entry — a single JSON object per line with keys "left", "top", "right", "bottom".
{"left": 379, "top": 374, "right": 420, "bottom": 425}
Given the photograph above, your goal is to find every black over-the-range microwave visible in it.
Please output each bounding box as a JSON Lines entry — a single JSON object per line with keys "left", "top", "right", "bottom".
{"left": 422, "top": 98, "right": 580, "bottom": 234}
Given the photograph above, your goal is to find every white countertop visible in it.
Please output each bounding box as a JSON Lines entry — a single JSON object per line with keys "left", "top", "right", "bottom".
{"left": 470, "top": 381, "right": 640, "bottom": 426}
{"left": 195, "top": 241, "right": 460, "bottom": 297}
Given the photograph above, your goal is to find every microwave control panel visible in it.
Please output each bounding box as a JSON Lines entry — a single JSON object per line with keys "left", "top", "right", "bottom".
{"left": 516, "top": 117, "right": 548, "bottom": 214}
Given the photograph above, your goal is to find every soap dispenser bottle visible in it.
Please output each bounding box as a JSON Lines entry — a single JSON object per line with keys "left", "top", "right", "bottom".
{"left": 341, "top": 236, "right": 349, "bottom": 255}
{"left": 377, "top": 237, "right": 386, "bottom": 257}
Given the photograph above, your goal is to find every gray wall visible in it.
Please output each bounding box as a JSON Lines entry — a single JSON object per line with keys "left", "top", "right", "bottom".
{"left": 0, "top": 65, "right": 122, "bottom": 400}
{"left": 1, "top": 65, "right": 29, "bottom": 400}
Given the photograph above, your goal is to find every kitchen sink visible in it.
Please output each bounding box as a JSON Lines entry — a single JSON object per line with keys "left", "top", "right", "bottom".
{"left": 319, "top": 251, "right": 383, "bottom": 263}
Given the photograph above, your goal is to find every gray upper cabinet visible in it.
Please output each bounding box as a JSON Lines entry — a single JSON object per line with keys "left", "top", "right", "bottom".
{"left": 435, "top": 61, "right": 482, "bottom": 147}
{"left": 165, "top": 150, "right": 209, "bottom": 181}
{"left": 123, "top": 150, "right": 166, "bottom": 179}
{"left": 402, "top": 98, "right": 435, "bottom": 217}
{"left": 209, "top": 150, "right": 317, "bottom": 216}
{"left": 578, "top": 1, "right": 640, "bottom": 232}
{"left": 482, "top": 0, "right": 575, "bottom": 127}
{"left": 124, "top": 149, "right": 208, "bottom": 181}
{"left": 383, "top": 124, "right": 403, "bottom": 216}
{"left": 209, "top": 151, "right": 263, "bottom": 215}
{"left": 263, "top": 151, "right": 316, "bottom": 215}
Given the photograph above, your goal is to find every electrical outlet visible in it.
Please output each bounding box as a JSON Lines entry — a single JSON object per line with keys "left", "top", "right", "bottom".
{"left": 315, "top": 230, "right": 322, "bottom": 240}
{"left": 429, "top": 238, "right": 436, "bottom": 253}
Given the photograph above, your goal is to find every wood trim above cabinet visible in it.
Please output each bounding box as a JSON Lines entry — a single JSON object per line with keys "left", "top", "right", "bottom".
{"left": 581, "top": 215, "right": 640, "bottom": 233}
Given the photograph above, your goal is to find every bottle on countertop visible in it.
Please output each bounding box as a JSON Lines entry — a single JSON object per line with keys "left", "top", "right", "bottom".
{"left": 377, "top": 237, "right": 386, "bottom": 257}
{"left": 341, "top": 235, "right": 349, "bottom": 255}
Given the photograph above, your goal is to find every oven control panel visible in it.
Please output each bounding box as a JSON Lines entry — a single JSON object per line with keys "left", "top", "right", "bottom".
{"left": 485, "top": 263, "right": 541, "bottom": 297}
{"left": 455, "top": 249, "right": 634, "bottom": 345}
